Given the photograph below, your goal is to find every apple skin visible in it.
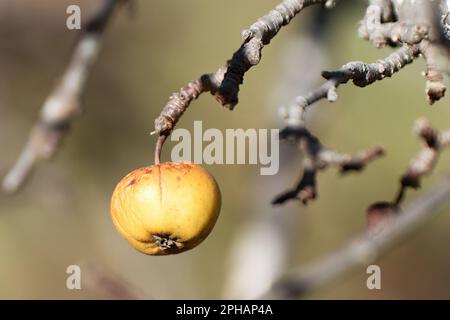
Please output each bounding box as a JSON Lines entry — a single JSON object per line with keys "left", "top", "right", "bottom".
{"left": 110, "top": 162, "right": 221, "bottom": 255}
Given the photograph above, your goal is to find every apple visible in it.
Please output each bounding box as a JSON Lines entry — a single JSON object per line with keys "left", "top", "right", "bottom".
{"left": 110, "top": 162, "right": 221, "bottom": 255}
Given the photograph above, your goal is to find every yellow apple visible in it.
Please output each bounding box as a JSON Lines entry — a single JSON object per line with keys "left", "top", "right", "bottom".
{"left": 110, "top": 162, "right": 221, "bottom": 255}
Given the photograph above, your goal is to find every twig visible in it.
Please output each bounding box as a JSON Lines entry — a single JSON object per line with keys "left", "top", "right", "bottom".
{"left": 2, "top": 0, "right": 123, "bottom": 193}
{"left": 272, "top": 127, "right": 384, "bottom": 205}
{"left": 366, "top": 119, "right": 450, "bottom": 228}
{"left": 394, "top": 118, "right": 450, "bottom": 205}
{"left": 262, "top": 174, "right": 450, "bottom": 299}
{"left": 152, "top": 0, "right": 337, "bottom": 140}
{"left": 279, "top": 44, "right": 420, "bottom": 129}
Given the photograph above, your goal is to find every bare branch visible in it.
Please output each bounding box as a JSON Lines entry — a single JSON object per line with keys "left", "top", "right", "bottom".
{"left": 360, "top": 0, "right": 447, "bottom": 103}
{"left": 394, "top": 118, "right": 450, "bottom": 204}
{"left": 153, "top": 0, "right": 336, "bottom": 137}
{"left": 272, "top": 127, "right": 384, "bottom": 205}
{"left": 263, "top": 174, "right": 450, "bottom": 299}
{"left": 2, "top": 0, "right": 124, "bottom": 193}
{"left": 266, "top": 118, "right": 450, "bottom": 298}
{"left": 280, "top": 44, "right": 420, "bottom": 129}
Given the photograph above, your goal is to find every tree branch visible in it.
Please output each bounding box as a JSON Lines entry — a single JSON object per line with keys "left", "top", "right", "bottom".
{"left": 263, "top": 173, "right": 450, "bottom": 299}
{"left": 279, "top": 44, "right": 420, "bottom": 129}
{"left": 360, "top": 0, "right": 449, "bottom": 104}
{"left": 265, "top": 118, "right": 450, "bottom": 298}
{"left": 152, "top": 0, "right": 337, "bottom": 137}
{"left": 394, "top": 118, "right": 450, "bottom": 205}
{"left": 273, "top": 127, "right": 384, "bottom": 205}
{"left": 2, "top": 0, "right": 124, "bottom": 193}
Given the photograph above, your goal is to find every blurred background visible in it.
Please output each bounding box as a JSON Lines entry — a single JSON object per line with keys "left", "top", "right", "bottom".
{"left": 1, "top": 0, "right": 450, "bottom": 299}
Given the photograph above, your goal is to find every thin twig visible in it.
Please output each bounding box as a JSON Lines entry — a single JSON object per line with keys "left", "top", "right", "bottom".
{"left": 280, "top": 44, "right": 420, "bottom": 129}
{"left": 394, "top": 118, "right": 450, "bottom": 205}
{"left": 273, "top": 127, "right": 384, "bottom": 205}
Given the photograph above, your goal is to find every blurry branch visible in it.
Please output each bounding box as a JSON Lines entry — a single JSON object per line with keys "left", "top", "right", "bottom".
{"left": 420, "top": 39, "right": 448, "bottom": 104}
{"left": 274, "top": 118, "right": 450, "bottom": 207}
{"left": 272, "top": 127, "right": 384, "bottom": 205}
{"left": 262, "top": 174, "right": 450, "bottom": 299}
{"left": 264, "top": 118, "right": 450, "bottom": 299}
{"left": 80, "top": 260, "right": 145, "bottom": 300}
{"left": 366, "top": 119, "right": 450, "bottom": 228}
{"left": 152, "top": 0, "right": 338, "bottom": 148}
{"left": 394, "top": 118, "right": 450, "bottom": 205}
{"left": 2, "top": 0, "right": 125, "bottom": 193}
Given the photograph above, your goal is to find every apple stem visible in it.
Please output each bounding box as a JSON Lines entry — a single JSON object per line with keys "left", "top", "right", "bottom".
{"left": 154, "top": 134, "right": 167, "bottom": 165}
